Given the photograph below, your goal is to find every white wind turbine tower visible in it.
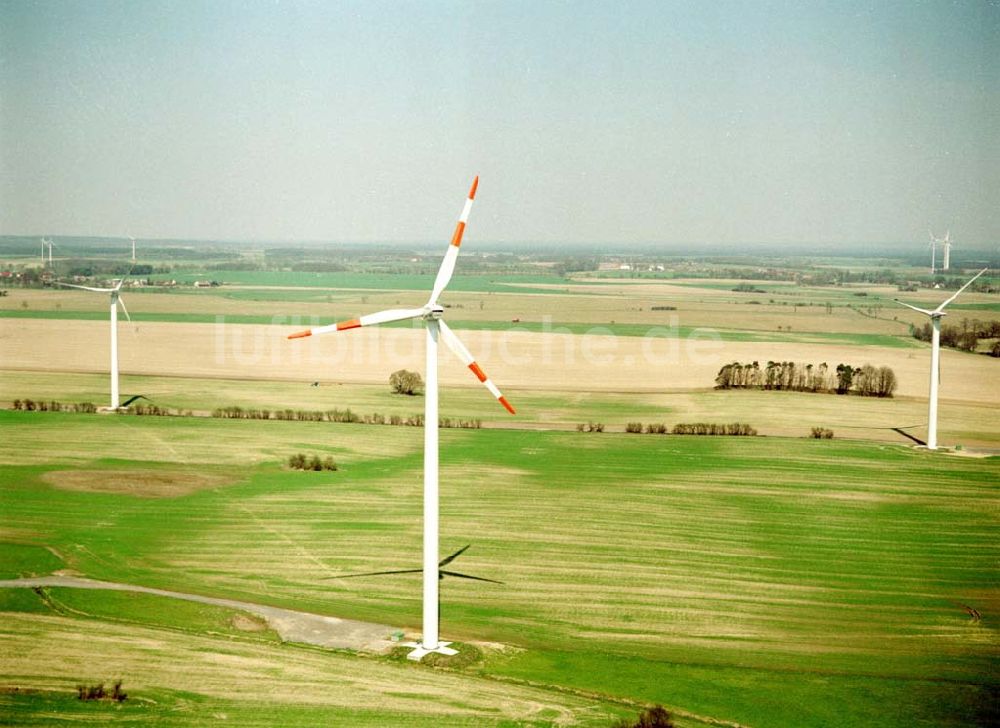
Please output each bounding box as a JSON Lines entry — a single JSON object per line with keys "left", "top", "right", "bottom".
{"left": 130, "top": 236, "right": 136, "bottom": 262}
{"left": 56, "top": 278, "right": 132, "bottom": 410}
{"left": 927, "top": 231, "right": 938, "bottom": 274}
{"left": 893, "top": 268, "right": 987, "bottom": 450}
{"left": 288, "top": 177, "right": 515, "bottom": 660}
{"left": 941, "top": 231, "right": 952, "bottom": 271}
{"left": 929, "top": 230, "right": 953, "bottom": 273}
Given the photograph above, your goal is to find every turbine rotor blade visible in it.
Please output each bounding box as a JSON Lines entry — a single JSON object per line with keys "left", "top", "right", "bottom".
{"left": 322, "top": 568, "right": 421, "bottom": 580}
{"left": 438, "top": 544, "right": 471, "bottom": 568}
{"left": 428, "top": 176, "right": 478, "bottom": 305}
{"left": 288, "top": 308, "right": 425, "bottom": 339}
{"left": 892, "top": 299, "right": 934, "bottom": 317}
{"left": 117, "top": 295, "right": 131, "bottom": 323}
{"left": 935, "top": 268, "right": 987, "bottom": 313}
{"left": 440, "top": 570, "right": 504, "bottom": 584}
{"left": 55, "top": 281, "right": 114, "bottom": 293}
{"left": 438, "top": 320, "right": 515, "bottom": 414}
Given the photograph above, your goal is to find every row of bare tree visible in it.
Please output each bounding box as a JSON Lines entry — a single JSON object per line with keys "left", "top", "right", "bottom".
{"left": 715, "top": 361, "right": 897, "bottom": 397}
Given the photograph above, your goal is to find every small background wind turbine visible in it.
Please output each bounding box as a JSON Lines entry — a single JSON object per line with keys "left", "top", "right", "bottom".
{"left": 929, "top": 230, "right": 953, "bottom": 273}
{"left": 288, "top": 177, "right": 514, "bottom": 660}
{"left": 40, "top": 238, "right": 54, "bottom": 267}
{"left": 893, "top": 268, "right": 987, "bottom": 450}
{"left": 927, "top": 231, "right": 937, "bottom": 274}
{"left": 56, "top": 278, "right": 132, "bottom": 410}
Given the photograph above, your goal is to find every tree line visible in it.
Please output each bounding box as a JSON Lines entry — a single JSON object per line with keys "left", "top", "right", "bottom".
{"left": 9, "top": 399, "right": 483, "bottom": 429}
{"left": 910, "top": 318, "right": 1000, "bottom": 355}
{"left": 626, "top": 422, "right": 757, "bottom": 436}
{"left": 12, "top": 399, "right": 97, "bottom": 413}
{"left": 714, "top": 360, "right": 897, "bottom": 397}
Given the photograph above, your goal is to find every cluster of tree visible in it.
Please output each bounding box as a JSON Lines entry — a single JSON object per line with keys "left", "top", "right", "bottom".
{"left": 12, "top": 399, "right": 97, "bottom": 413}
{"left": 66, "top": 263, "right": 157, "bottom": 276}
{"left": 390, "top": 369, "right": 424, "bottom": 396}
{"left": 552, "top": 256, "right": 600, "bottom": 277}
{"left": 714, "top": 361, "right": 897, "bottom": 397}
{"left": 438, "top": 417, "right": 482, "bottom": 429}
{"left": 576, "top": 422, "right": 606, "bottom": 432}
{"left": 611, "top": 705, "right": 674, "bottom": 728}
{"left": 910, "top": 318, "right": 1000, "bottom": 353}
{"left": 650, "top": 305, "right": 677, "bottom": 311}
{"left": 123, "top": 403, "right": 172, "bottom": 416}
{"left": 668, "top": 422, "right": 757, "bottom": 436}
{"left": 287, "top": 453, "right": 337, "bottom": 471}
{"left": 732, "top": 282, "right": 766, "bottom": 293}
{"left": 211, "top": 406, "right": 425, "bottom": 427}
{"left": 76, "top": 681, "right": 126, "bottom": 702}
{"left": 810, "top": 427, "right": 835, "bottom": 439}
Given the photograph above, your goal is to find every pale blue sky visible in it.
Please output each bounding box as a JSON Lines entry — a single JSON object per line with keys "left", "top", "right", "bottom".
{"left": 1, "top": 1, "right": 997, "bottom": 247}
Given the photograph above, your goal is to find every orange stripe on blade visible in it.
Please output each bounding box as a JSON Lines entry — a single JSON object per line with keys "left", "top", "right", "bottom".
{"left": 288, "top": 330, "right": 312, "bottom": 339}
{"left": 468, "top": 176, "right": 479, "bottom": 200}
{"left": 450, "top": 221, "right": 466, "bottom": 247}
{"left": 337, "top": 319, "right": 361, "bottom": 331}
{"left": 468, "top": 362, "right": 488, "bottom": 382}
{"left": 498, "top": 396, "right": 515, "bottom": 415}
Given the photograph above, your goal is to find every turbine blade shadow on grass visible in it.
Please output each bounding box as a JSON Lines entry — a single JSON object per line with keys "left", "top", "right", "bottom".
{"left": 324, "top": 545, "right": 502, "bottom": 584}
{"left": 892, "top": 427, "right": 927, "bottom": 446}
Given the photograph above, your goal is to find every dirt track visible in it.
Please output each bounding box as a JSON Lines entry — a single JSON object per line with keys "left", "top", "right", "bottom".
{"left": 0, "top": 575, "right": 400, "bottom": 653}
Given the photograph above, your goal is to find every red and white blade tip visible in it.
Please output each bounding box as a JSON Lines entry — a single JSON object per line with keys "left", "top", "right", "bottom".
{"left": 287, "top": 329, "right": 311, "bottom": 339}
{"left": 468, "top": 176, "right": 478, "bottom": 200}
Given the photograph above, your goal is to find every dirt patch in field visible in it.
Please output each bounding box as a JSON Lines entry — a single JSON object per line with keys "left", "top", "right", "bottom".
{"left": 231, "top": 613, "right": 269, "bottom": 632}
{"left": 42, "top": 469, "right": 235, "bottom": 498}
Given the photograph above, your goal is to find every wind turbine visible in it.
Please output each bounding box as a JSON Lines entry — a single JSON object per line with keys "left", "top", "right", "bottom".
{"left": 129, "top": 236, "right": 136, "bottom": 262}
{"left": 893, "top": 268, "right": 987, "bottom": 450}
{"left": 927, "top": 231, "right": 938, "bottom": 274}
{"left": 288, "top": 177, "right": 514, "bottom": 660}
{"left": 929, "top": 230, "right": 954, "bottom": 273}
{"left": 55, "top": 278, "right": 132, "bottom": 410}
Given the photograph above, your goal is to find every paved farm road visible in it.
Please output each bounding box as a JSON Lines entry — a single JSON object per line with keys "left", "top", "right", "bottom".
{"left": 0, "top": 575, "right": 399, "bottom": 653}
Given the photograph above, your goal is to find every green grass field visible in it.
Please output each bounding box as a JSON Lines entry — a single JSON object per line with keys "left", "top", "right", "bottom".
{"left": 1, "top": 410, "right": 996, "bottom": 726}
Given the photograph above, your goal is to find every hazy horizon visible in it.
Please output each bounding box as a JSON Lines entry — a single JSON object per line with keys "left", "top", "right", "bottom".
{"left": 2, "top": 2, "right": 998, "bottom": 247}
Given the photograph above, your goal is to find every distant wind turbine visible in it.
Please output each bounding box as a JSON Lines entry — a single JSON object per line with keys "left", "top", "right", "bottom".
{"left": 288, "top": 177, "right": 514, "bottom": 660}
{"left": 893, "top": 268, "right": 987, "bottom": 450}
{"left": 56, "top": 278, "right": 132, "bottom": 410}
{"left": 929, "top": 230, "right": 953, "bottom": 273}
